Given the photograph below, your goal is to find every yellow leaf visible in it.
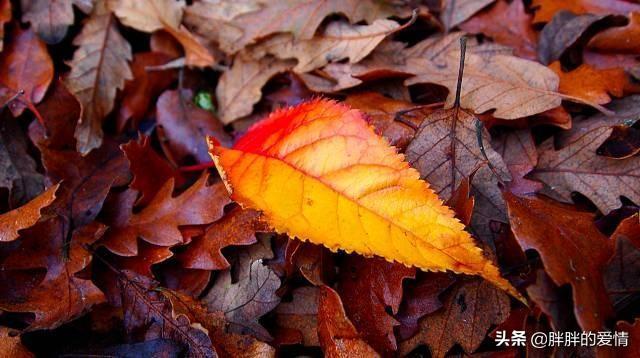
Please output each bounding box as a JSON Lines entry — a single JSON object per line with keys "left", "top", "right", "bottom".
{"left": 208, "top": 99, "right": 522, "bottom": 300}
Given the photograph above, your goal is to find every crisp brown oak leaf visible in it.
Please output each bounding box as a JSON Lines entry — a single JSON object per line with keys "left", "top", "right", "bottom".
{"left": 65, "top": 0, "right": 133, "bottom": 154}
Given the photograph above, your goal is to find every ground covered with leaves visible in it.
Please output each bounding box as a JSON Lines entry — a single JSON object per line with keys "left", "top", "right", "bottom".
{"left": 0, "top": 0, "right": 639, "bottom": 357}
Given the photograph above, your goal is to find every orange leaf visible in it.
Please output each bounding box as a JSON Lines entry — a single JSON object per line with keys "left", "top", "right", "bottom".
{"left": 549, "top": 61, "right": 626, "bottom": 105}
{"left": 208, "top": 99, "right": 522, "bottom": 300}
{"left": 589, "top": 12, "right": 640, "bottom": 54}
{"left": 0, "top": 184, "right": 59, "bottom": 242}
{"left": 531, "top": 0, "right": 640, "bottom": 23}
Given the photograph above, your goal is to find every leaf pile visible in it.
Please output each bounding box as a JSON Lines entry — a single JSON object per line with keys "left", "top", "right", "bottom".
{"left": 1, "top": 0, "right": 640, "bottom": 357}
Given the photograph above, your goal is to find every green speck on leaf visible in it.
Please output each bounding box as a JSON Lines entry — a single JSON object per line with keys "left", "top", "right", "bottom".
{"left": 194, "top": 91, "right": 215, "bottom": 112}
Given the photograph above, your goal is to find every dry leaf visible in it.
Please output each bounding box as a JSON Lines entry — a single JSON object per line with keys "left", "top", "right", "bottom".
{"left": 441, "top": 0, "right": 494, "bottom": 31}
{"left": 0, "top": 184, "right": 58, "bottom": 242}
{"left": 531, "top": 0, "right": 640, "bottom": 23}
{"left": 209, "top": 99, "right": 522, "bottom": 299}
{"left": 589, "top": 12, "right": 640, "bottom": 54}
{"left": 65, "top": 0, "right": 133, "bottom": 154}
{"left": 0, "top": 327, "right": 33, "bottom": 358}
{"left": 550, "top": 61, "right": 625, "bottom": 105}
{"left": 216, "top": 55, "right": 294, "bottom": 124}
{"left": 21, "top": 0, "right": 74, "bottom": 44}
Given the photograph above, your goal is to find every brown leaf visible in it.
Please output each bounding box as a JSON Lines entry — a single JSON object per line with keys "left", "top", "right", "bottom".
{"left": 275, "top": 286, "right": 319, "bottom": 347}
{"left": 344, "top": 92, "right": 426, "bottom": 151}
{"left": 532, "top": 125, "right": 640, "bottom": 214}
{"left": 531, "top": 0, "right": 640, "bottom": 23}
{"left": 216, "top": 55, "right": 294, "bottom": 124}
{"left": 526, "top": 269, "right": 577, "bottom": 332}
{"left": 121, "top": 135, "right": 183, "bottom": 207}
{"left": 617, "top": 319, "right": 640, "bottom": 358}
{"left": 29, "top": 80, "right": 80, "bottom": 151}
{"left": 605, "top": 214, "right": 640, "bottom": 308}
{"left": 184, "top": 0, "right": 406, "bottom": 54}
{"left": 550, "top": 61, "right": 625, "bottom": 105}
{"left": 440, "top": 0, "right": 494, "bottom": 31}
{"left": 538, "top": 11, "right": 609, "bottom": 65}
{"left": 101, "top": 174, "right": 230, "bottom": 256}
{"left": 203, "top": 237, "right": 281, "bottom": 341}
{"left": 118, "top": 270, "right": 216, "bottom": 357}
{"left": 405, "top": 108, "right": 511, "bottom": 244}
{"left": 156, "top": 89, "right": 231, "bottom": 164}
{"left": 0, "top": 218, "right": 106, "bottom": 330}
{"left": 589, "top": 12, "right": 640, "bottom": 54}
{"left": 117, "top": 51, "right": 177, "bottom": 131}
{"left": 65, "top": 0, "right": 133, "bottom": 154}
{"left": 493, "top": 129, "right": 544, "bottom": 196}
{"left": 250, "top": 19, "right": 400, "bottom": 73}
{"left": 178, "top": 207, "right": 261, "bottom": 270}
{"left": 399, "top": 278, "right": 510, "bottom": 357}
{"left": 282, "top": 240, "right": 334, "bottom": 286}
{"left": 504, "top": 192, "right": 614, "bottom": 331}
{"left": 0, "top": 25, "right": 53, "bottom": 118}
{"left": 113, "top": 0, "right": 214, "bottom": 67}
{"left": 597, "top": 125, "right": 640, "bottom": 159}
{"left": 317, "top": 285, "right": 379, "bottom": 358}
{"left": 0, "top": 327, "right": 33, "bottom": 358}
{"left": 0, "top": 184, "right": 58, "bottom": 242}
{"left": 0, "top": 116, "right": 44, "bottom": 207}
{"left": 21, "top": 0, "right": 74, "bottom": 44}
{"left": 460, "top": 0, "right": 538, "bottom": 60}
{"left": 395, "top": 273, "right": 455, "bottom": 341}
{"left": 337, "top": 256, "right": 415, "bottom": 354}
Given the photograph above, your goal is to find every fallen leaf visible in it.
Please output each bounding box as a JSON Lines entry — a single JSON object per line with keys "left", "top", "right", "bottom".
{"left": 29, "top": 80, "right": 80, "bottom": 151}
{"left": 405, "top": 107, "right": 511, "bottom": 245}
{"left": 0, "top": 184, "right": 58, "bottom": 242}
{"left": 100, "top": 174, "right": 230, "bottom": 256}
{"left": 531, "top": 0, "right": 640, "bottom": 23}
{"left": 337, "top": 256, "right": 415, "bottom": 354}
{"left": 0, "top": 218, "right": 106, "bottom": 330}
{"left": 492, "top": 129, "right": 543, "bottom": 196}
{"left": 209, "top": 99, "right": 522, "bottom": 299}
{"left": 318, "top": 285, "right": 380, "bottom": 358}
{"left": 121, "top": 135, "right": 182, "bottom": 207}
{"left": 400, "top": 278, "right": 510, "bottom": 357}
{"left": 116, "top": 51, "right": 176, "bottom": 131}
{"left": 460, "top": 0, "right": 537, "bottom": 60}
{"left": 405, "top": 40, "right": 571, "bottom": 119}
{"left": 250, "top": 19, "right": 400, "bottom": 73}
{"left": 0, "top": 25, "right": 53, "bottom": 119}
{"left": 203, "top": 237, "right": 281, "bottom": 341}
{"left": 589, "top": 12, "right": 640, "bottom": 54}
{"left": 504, "top": 192, "right": 614, "bottom": 331}
{"left": 275, "top": 286, "right": 319, "bottom": 347}
{"left": 0, "top": 327, "right": 33, "bottom": 358}
{"left": 617, "top": 319, "right": 640, "bottom": 358}
{"left": 283, "top": 240, "right": 335, "bottom": 286}
{"left": 113, "top": 0, "right": 214, "bottom": 67}
{"left": 118, "top": 270, "right": 216, "bottom": 357}
{"left": 185, "top": 0, "right": 406, "bottom": 54}
{"left": 597, "top": 125, "right": 640, "bottom": 159}
{"left": 538, "top": 11, "right": 608, "bottom": 65}
{"left": 216, "top": 56, "right": 294, "bottom": 124}
{"left": 65, "top": 0, "right": 133, "bottom": 154}
{"left": 531, "top": 125, "right": 640, "bottom": 214}
{"left": 21, "top": 0, "right": 74, "bottom": 44}
{"left": 0, "top": 117, "right": 44, "bottom": 207}
{"left": 440, "top": 0, "right": 494, "bottom": 31}
{"left": 156, "top": 89, "right": 231, "bottom": 163}
{"left": 605, "top": 214, "right": 640, "bottom": 308}
{"left": 395, "top": 273, "right": 455, "bottom": 340}
{"left": 550, "top": 61, "right": 625, "bottom": 105}
{"left": 178, "top": 206, "right": 261, "bottom": 270}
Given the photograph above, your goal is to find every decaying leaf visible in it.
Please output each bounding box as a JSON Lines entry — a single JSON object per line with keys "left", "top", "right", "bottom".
{"left": 209, "top": 99, "right": 522, "bottom": 299}
{"left": 65, "top": 0, "right": 133, "bottom": 154}
{"left": 0, "top": 184, "right": 58, "bottom": 242}
{"left": 0, "top": 327, "right": 33, "bottom": 357}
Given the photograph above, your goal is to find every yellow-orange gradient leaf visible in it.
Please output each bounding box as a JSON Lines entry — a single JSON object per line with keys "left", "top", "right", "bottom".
{"left": 208, "top": 99, "right": 521, "bottom": 300}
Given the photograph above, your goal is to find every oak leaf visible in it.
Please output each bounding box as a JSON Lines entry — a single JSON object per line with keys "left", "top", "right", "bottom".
{"left": 492, "top": 129, "right": 543, "bottom": 196}
{"left": 440, "top": 0, "right": 494, "bottom": 31}
{"left": 399, "top": 278, "right": 510, "bottom": 358}
{"left": 208, "top": 99, "right": 522, "bottom": 299}
{"left": 113, "top": 0, "right": 214, "bottom": 67}
{"left": 318, "top": 286, "right": 380, "bottom": 358}
{"left": 605, "top": 214, "right": 640, "bottom": 308}
{"left": 275, "top": 286, "right": 319, "bottom": 347}
{"left": 100, "top": 174, "right": 230, "bottom": 256}
{"left": 250, "top": 19, "right": 400, "bottom": 73}
{"left": 65, "top": 0, "right": 133, "bottom": 154}
{"left": 589, "top": 12, "right": 640, "bottom": 54}
{"left": 504, "top": 193, "right": 614, "bottom": 331}
{"left": 531, "top": 0, "right": 640, "bottom": 23}
{"left": 0, "top": 184, "right": 58, "bottom": 242}
{"left": 203, "top": 237, "right": 281, "bottom": 341}
{"left": 459, "top": 0, "right": 538, "bottom": 60}
{"left": 216, "top": 55, "right": 295, "bottom": 124}
{"left": 550, "top": 61, "right": 625, "bottom": 105}
{"left": 0, "top": 26, "right": 53, "bottom": 120}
